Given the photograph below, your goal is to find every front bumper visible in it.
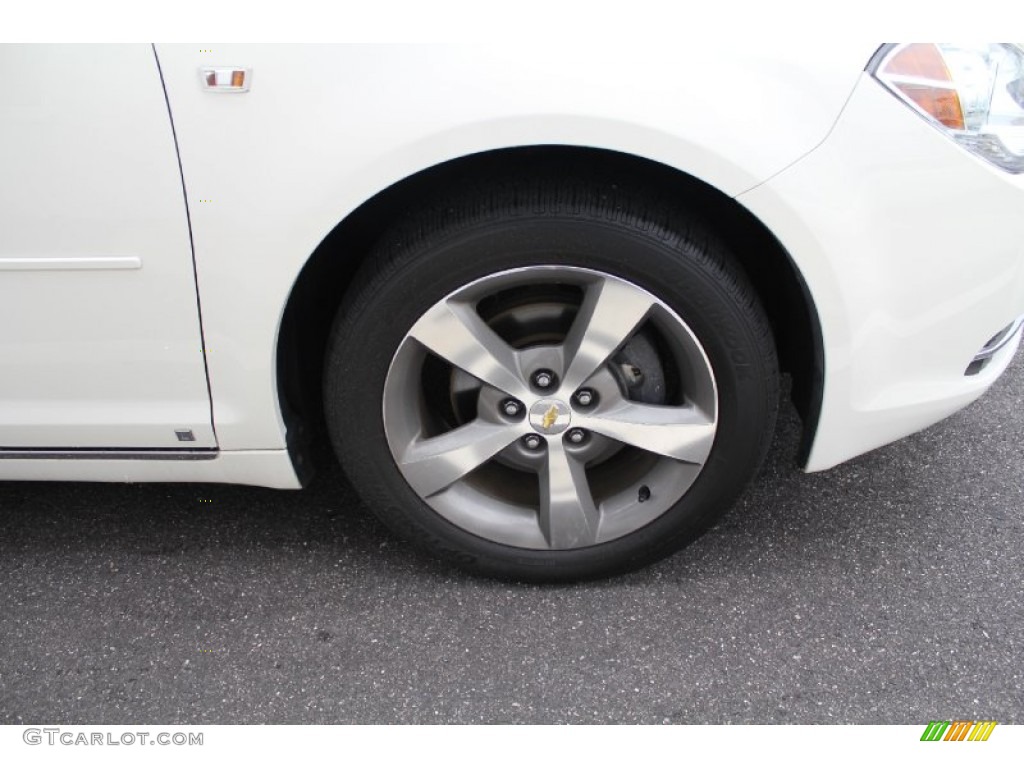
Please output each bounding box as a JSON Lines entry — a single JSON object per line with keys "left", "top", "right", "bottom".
{"left": 738, "top": 73, "right": 1024, "bottom": 471}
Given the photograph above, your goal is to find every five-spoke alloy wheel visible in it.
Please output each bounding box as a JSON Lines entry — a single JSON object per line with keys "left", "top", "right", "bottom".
{"left": 383, "top": 266, "right": 718, "bottom": 550}
{"left": 325, "top": 176, "right": 778, "bottom": 580}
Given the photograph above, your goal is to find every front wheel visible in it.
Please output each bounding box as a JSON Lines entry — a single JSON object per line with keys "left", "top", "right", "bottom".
{"left": 325, "top": 178, "right": 778, "bottom": 580}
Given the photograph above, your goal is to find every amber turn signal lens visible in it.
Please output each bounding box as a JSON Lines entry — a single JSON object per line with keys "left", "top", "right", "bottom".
{"left": 231, "top": 70, "right": 246, "bottom": 88}
{"left": 881, "top": 43, "right": 965, "bottom": 130}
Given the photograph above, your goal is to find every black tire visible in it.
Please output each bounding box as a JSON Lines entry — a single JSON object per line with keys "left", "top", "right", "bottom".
{"left": 324, "top": 175, "right": 778, "bottom": 581}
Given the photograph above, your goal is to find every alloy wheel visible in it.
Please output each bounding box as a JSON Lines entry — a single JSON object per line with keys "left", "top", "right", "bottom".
{"left": 381, "top": 266, "right": 719, "bottom": 550}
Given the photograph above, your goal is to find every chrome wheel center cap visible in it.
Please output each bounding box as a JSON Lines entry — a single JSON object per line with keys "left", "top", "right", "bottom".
{"left": 529, "top": 399, "right": 572, "bottom": 435}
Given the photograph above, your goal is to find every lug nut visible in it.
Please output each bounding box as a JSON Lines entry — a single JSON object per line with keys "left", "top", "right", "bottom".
{"left": 573, "top": 389, "right": 595, "bottom": 407}
{"left": 531, "top": 369, "right": 557, "bottom": 390}
{"left": 566, "top": 428, "right": 587, "bottom": 445}
{"left": 501, "top": 399, "right": 523, "bottom": 418}
{"left": 522, "top": 434, "right": 544, "bottom": 450}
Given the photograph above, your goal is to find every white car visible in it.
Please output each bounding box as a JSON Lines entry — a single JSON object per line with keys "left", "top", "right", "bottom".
{"left": 1, "top": 43, "right": 1022, "bottom": 580}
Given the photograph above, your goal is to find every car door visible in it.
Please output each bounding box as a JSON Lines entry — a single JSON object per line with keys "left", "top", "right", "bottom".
{"left": 0, "top": 44, "right": 215, "bottom": 449}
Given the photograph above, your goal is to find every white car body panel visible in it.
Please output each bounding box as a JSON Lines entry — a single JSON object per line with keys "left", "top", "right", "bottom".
{"left": 0, "top": 45, "right": 216, "bottom": 448}
{"left": 739, "top": 75, "right": 1024, "bottom": 470}
{"left": 153, "top": 42, "right": 873, "bottom": 452}
{"left": 0, "top": 43, "right": 1021, "bottom": 490}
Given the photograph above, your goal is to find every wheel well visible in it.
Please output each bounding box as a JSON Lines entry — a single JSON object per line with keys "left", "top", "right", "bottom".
{"left": 277, "top": 146, "right": 823, "bottom": 476}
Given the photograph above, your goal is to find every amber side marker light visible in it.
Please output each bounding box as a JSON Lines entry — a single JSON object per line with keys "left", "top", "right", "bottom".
{"left": 880, "top": 43, "right": 965, "bottom": 129}
{"left": 199, "top": 67, "right": 252, "bottom": 93}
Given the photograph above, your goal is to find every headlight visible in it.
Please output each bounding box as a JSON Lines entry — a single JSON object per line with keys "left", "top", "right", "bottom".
{"left": 870, "top": 43, "right": 1024, "bottom": 173}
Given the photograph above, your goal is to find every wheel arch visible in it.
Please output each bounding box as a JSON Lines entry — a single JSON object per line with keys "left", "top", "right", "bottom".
{"left": 277, "top": 146, "right": 823, "bottom": 476}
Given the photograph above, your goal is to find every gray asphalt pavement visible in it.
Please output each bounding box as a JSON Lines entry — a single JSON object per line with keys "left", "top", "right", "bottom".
{"left": 1, "top": 355, "right": 1022, "bottom": 724}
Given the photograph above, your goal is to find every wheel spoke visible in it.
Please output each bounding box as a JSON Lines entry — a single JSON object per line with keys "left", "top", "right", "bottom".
{"left": 408, "top": 300, "right": 530, "bottom": 401}
{"left": 399, "top": 420, "right": 524, "bottom": 497}
{"left": 575, "top": 402, "right": 716, "bottom": 464}
{"left": 538, "top": 442, "right": 602, "bottom": 548}
{"left": 560, "top": 276, "right": 655, "bottom": 393}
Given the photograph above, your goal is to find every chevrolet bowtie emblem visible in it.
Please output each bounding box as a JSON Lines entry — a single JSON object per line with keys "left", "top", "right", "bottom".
{"left": 529, "top": 399, "right": 570, "bottom": 435}
{"left": 542, "top": 405, "right": 559, "bottom": 430}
